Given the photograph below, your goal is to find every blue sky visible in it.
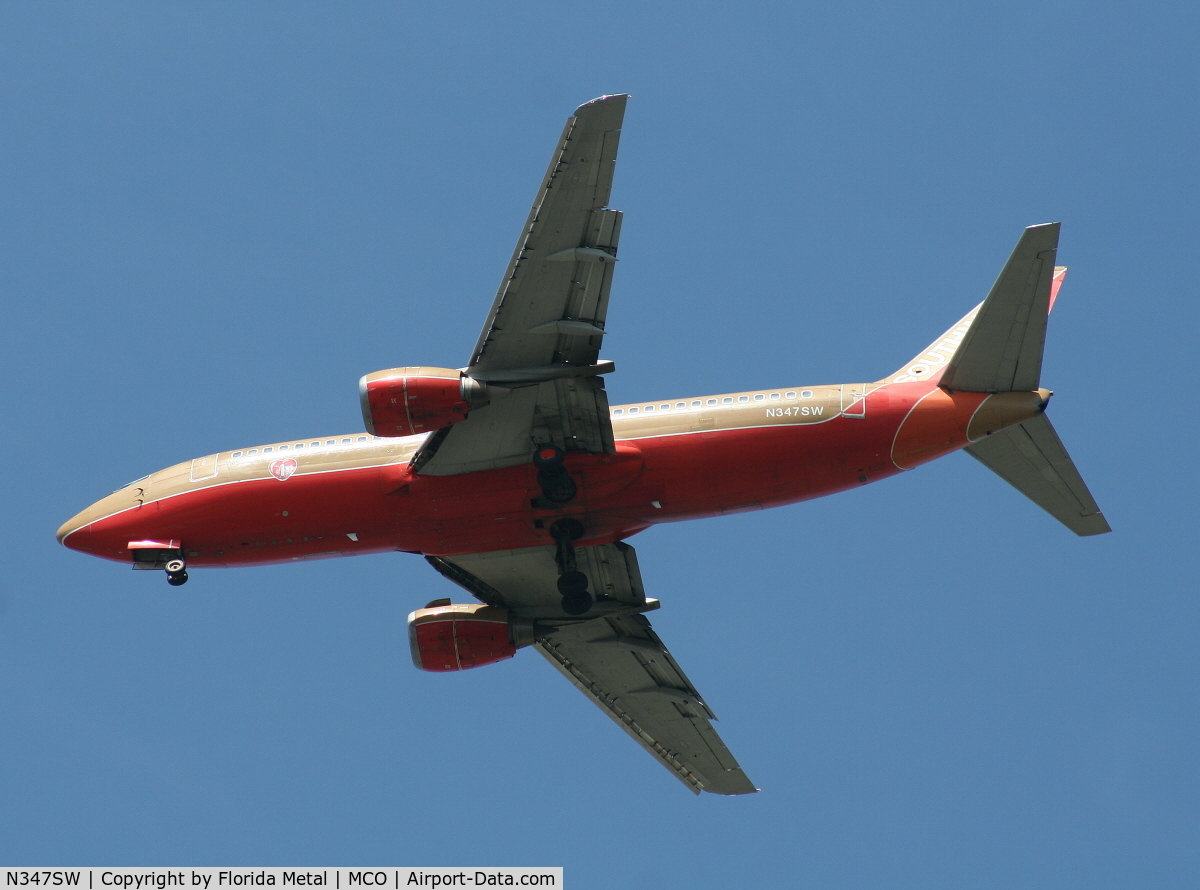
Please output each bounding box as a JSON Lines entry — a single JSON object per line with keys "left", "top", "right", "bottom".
{"left": 2, "top": 2, "right": 1197, "bottom": 886}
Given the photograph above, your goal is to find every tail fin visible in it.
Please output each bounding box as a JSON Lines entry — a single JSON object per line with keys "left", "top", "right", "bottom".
{"left": 940, "top": 222, "right": 1059, "bottom": 393}
{"left": 890, "top": 224, "right": 1110, "bottom": 535}
{"left": 965, "top": 414, "right": 1111, "bottom": 536}
{"left": 887, "top": 226, "right": 1067, "bottom": 388}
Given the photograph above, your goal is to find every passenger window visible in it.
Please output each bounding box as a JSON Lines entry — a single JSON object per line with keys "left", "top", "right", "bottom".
{"left": 264, "top": 447, "right": 273, "bottom": 453}
{"left": 629, "top": 407, "right": 639, "bottom": 414}
{"left": 342, "top": 438, "right": 351, "bottom": 445}
{"left": 357, "top": 436, "right": 367, "bottom": 442}
{"left": 706, "top": 399, "right": 717, "bottom": 406}
{"left": 232, "top": 451, "right": 243, "bottom": 458}
{"left": 311, "top": 442, "right": 321, "bottom": 448}
{"left": 801, "top": 390, "right": 814, "bottom": 398}
{"left": 785, "top": 392, "right": 796, "bottom": 399}
{"left": 660, "top": 404, "right": 670, "bottom": 411}
{"left": 676, "top": 402, "right": 686, "bottom": 409}
{"left": 279, "top": 445, "right": 289, "bottom": 452}
{"left": 692, "top": 400, "right": 701, "bottom": 408}
{"left": 613, "top": 408, "right": 624, "bottom": 416}
{"left": 248, "top": 449, "right": 258, "bottom": 455}
{"left": 770, "top": 393, "right": 780, "bottom": 400}
{"left": 738, "top": 395, "right": 749, "bottom": 403}
{"left": 754, "top": 394, "right": 765, "bottom": 401}
{"left": 327, "top": 440, "right": 336, "bottom": 446}
{"left": 294, "top": 443, "right": 303, "bottom": 450}
{"left": 645, "top": 405, "right": 654, "bottom": 412}
{"left": 722, "top": 397, "right": 733, "bottom": 404}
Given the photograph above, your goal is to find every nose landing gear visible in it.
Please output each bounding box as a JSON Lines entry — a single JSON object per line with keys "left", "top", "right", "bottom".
{"left": 164, "top": 558, "right": 188, "bottom": 587}
{"left": 551, "top": 518, "right": 591, "bottom": 615}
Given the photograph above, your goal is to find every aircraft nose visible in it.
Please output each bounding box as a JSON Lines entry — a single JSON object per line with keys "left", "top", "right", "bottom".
{"left": 57, "top": 480, "right": 163, "bottom": 563}
{"left": 57, "top": 508, "right": 94, "bottom": 550}
{"left": 57, "top": 488, "right": 128, "bottom": 552}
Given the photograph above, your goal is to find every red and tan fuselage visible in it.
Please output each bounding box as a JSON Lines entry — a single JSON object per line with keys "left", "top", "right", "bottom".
{"left": 57, "top": 377, "right": 1048, "bottom": 568}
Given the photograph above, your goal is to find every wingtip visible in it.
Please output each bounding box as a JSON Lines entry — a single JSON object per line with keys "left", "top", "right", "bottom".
{"left": 575, "top": 94, "right": 631, "bottom": 115}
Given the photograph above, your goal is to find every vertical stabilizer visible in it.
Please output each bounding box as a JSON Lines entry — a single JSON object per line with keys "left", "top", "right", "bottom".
{"left": 940, "top": 223, "right": 1059, "bottom": 393}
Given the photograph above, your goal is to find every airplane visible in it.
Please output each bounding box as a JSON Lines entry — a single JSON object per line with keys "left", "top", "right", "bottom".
{"left": 57, "top": 95, "right": 1109, "bottom": 795}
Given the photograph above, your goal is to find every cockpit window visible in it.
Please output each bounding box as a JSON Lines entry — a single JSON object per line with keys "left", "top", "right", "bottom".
{"left": 113, "top": 474, "right": 150, "bottom": 493}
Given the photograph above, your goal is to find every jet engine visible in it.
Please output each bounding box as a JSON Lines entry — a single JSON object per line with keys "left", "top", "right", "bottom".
{"left": 359, "top": 367, "right": 502, "bottom": 437}
{"left": 408, "top": 602, "right": 537, "bottom": 671}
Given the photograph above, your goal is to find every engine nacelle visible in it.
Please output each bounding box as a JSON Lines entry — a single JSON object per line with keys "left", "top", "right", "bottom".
{"left": 407, "top": 602, "right": 536, "bottom": 672}
{"left": 359, "top": 366, "right": 498, "bottom": 437}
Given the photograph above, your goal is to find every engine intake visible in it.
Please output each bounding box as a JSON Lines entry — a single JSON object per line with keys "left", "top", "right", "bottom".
{"left": 408, "top": 603, "right": 536, "bottom": 672}
{"left": 359, "top": 367, "right": 501, "bottom": 437}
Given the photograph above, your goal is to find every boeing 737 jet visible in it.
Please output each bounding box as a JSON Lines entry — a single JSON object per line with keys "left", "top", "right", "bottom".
{"left": 58, "top": 95, "right": 1109, "bottom": 795}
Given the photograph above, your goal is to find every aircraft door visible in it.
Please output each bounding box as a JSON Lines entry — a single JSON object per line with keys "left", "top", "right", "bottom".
{"left": 840, "top": 383, "right": 867, "bottom": 418}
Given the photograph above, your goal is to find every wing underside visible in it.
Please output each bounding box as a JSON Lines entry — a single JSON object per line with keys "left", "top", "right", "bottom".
{"left": 537, "top": 612, "right": 758, "bottom": 795}
{"left": 429, "top": 543, "right": 758, "bottom": 795}
{"left": 417, "top": 95, "right": 629, "bottom": 476}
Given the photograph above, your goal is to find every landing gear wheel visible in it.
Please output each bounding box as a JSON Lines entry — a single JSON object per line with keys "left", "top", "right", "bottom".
{"left": 166, "top": 570, "right": 188, "bottom": 587}
{"left": 560, "top": 591, "right": 593, "bottom": 615}
{"left": 532, "top": 446, "right": 566, "bottom": 470}
{"left": 535, "top": 446, "right": 577, "bottom": 504}
{"left": 557, "top": 571, "right": 589, "bottom": 595}
{"left": 164, "top": 558, "right": 186, "bottom": 574}
{"left": 539, "top": 475, "right": 578, "bottom": 503}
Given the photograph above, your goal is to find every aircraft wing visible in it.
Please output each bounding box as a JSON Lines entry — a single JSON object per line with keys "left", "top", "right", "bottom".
{"left": 426, "top": 542, "right": 759, "bottom": 795}
{"left": 415, "top": 95, "right": 628, "bottom": 476}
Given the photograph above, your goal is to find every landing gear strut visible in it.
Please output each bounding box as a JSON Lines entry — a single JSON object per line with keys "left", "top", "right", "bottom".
{"left": 164, "top": 558, "right": 188, "bottom": 587}
{"left": 551, "top": 518, "right": 591, "bottom": 615}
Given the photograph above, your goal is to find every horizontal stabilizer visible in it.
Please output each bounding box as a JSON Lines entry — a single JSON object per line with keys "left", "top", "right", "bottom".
{"left": 965, "top": 414, "right": 1111, "bottom": 536}
{"left": 941, "top": 223, "right": 1059, "bottom": 393}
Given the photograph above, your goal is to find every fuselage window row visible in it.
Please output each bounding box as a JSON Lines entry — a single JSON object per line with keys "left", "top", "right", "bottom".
{"left": 612, "top": 390, "right": 810, "bottom": 417}
{"left": 228, "top": 434, "right": 377, "bottom": 461}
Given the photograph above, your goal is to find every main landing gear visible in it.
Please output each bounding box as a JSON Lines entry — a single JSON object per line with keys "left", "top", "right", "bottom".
{"left": 551, "top": 518, "right": 591, "bottom": 615}
{"left": 164, "top": 558, "right": 188, "bottom": 586}
{"left": 533, "top": 446, "right": 577, "bottom": 504}
{"left": 533, "top": 446, "right": 590, "bottom": 614}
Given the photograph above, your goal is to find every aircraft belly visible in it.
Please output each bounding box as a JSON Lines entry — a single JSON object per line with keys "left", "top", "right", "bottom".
{"left": 77, "top": 466, "right": 399, "bottom": 567}
{"left": 67, "top": 381, "right": 998, "bottom": 568}
{"left": 627, "top": 386, "right": 935, "bottom": 522}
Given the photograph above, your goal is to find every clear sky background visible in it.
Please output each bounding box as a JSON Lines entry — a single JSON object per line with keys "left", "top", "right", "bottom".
{"left": 2, "top": 2, "right": 1197, "bottom": 886}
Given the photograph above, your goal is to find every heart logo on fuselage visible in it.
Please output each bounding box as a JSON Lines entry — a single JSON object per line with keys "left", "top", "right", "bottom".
{"left": 269, "top": 458, "right": 298, "bottom": 481}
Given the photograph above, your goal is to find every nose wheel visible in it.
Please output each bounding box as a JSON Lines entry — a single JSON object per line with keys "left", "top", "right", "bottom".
{"left": 164, "top": 558, "right": 188, "bottom": 586}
